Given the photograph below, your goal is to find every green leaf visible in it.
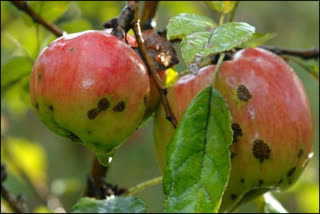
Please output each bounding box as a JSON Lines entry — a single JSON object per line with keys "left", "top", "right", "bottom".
{"left": 205, "top": 1, "right": 238, "bottom": 14}
{"left": 238, "top": 33, "right": 277, "bottom": 48}
{"left": 166, "top": 13, "right": 217, "bottom": 40}
{"left": 181, "top": 22, "right": 255, "bottom": 64}
{"left": 289, "top": 57, "right": 319, "bottom": 81}
{"left": 1, "top": 57, "right": 33, "bottom": 94}
{"left": 258, "top": 193, "right": 288, "bottom": 213}
{"left": 163, "top": 86, "right": 233, "bottom": 213}
{"left": 181, "top": 32, "right": 211, "bottom": 64}
{"left": 27, "top": 1, "right": 70, "bottom": 23}
{"left": 72, "top": 197, "right": 146, "bottom": 213}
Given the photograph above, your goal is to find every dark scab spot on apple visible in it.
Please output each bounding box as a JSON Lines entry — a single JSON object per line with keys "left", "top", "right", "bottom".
{"left": 258, "top": 179, "right": 264, "bottom": 187}
{"left": 98, "top": 98, "right": 110, "bottom": 111}
{"left": 88, "top": 108, "right": 99, "bottom": 120}
{"left": 113, "top": 101, "right": 125, "bottom": 112}
{"left": 68, "top": 131, "right": 80, "bottom": 142}
{"left": 49, "top": 105, "right": 54, "bottom": 112}
{"left": 237, "top": 84, "right": 252, "bottom": 102}
{"left": 144, "top": 94, "right": 147, "bottom": 105}
{"left": 232, "top": 123, "right": 243, "bottom": 143}
{"left": 70, "top": 47, "right": 74, "bottom": 52}
{"left": 287, "top": 167, "right": 296, "bottom": 177}
{"left": 38, "top": 72, "right": 42, "bottom": 81}
{"left": 298, "top": 149, "right": 304, "bottom": 158}
{"left": 276, "top": 178, "right": 283, "bottom": 187}
{"left": 252, "top": 139, "right": 271, "bottom": 163}
{"left": 231, "top": 152, "right": 237, "bottom": 159}
{"left": 35, "top": 102, "right": 39, "bottom": 109}
{"left": 240, "top": 178, "right": 245, "bottom": 184}
{"left": 88, "top": 130, "right": 92, "bottom": 134}
{"left": 231, "top": 194, "right": 237, "bottom": 201}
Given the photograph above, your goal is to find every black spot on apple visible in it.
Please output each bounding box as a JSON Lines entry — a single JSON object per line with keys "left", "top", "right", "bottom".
{"left": 258, "top": 179, "right": 264, "bottom": 187}
{"left": 232, "top": 123, "right": 243, "bottom": 143}
{"left": 98, "top": 98, "right": 110, "bottom": 111}
{"left": 237, "top": 84, "right": 252, "bottom": 101}
{"left": 298, "top": 149, "right": 303, "bottom": 158}
{"left": 35, "top": 102, "right": 39, "bottom": 109}
{"left": 49, "top": 105, "right": 54, "bottom": 112}
{"left": 287, "top": 167, "right": 296, "bottom": 177}
{"left": 240, "top": 178, "right": 245, "bottom": 184}
{"left": 231, "top": 152, "right": 237, "bottom": 159}
{"left": 231, "top": 194, "right": 237, "bottom": 201}
{"left": 113, "top": 101, "right": 125, "bottom": 112}
{"left": 70, "top": 47, "right": 74, "bottom": 52}
{"left": 38, "top": 72, "right": 42, "bottom": 81}
{"left": 252, "top": 139, "right": 271, "bottom": 163}
{"left": 88, "top": 108, "right": 99, "bottom": 120}
{"left": 68, "top": 131, "right": 80, "bottom": 142}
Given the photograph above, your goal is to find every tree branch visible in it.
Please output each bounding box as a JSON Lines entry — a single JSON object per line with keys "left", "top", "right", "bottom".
{"left": 1, "top": 164, "right": 29, "bottom": 213}
{"left": 259, "top": 45, "right": 319, "bottom": 60}
{"left": 140, "top": 1, "right": 159, "bottom": 29}
{"left": 130, "top": 1, "right": 178, "bottom": 128}
{"left": 10, "top": 1, "right": 64, "bottom": 37}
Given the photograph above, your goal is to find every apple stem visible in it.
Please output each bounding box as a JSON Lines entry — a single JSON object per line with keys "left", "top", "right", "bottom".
{"left": 140, "top": 1, "right": 159, "bottom": 30}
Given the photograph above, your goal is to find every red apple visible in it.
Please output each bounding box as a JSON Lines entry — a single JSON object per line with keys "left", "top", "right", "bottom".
{"left": 154, "top": 48, "right": 313, "bottom": 212}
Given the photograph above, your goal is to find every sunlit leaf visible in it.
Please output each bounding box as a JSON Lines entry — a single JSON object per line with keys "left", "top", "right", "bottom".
{"left": 2, "top": 137, "right": 48, "bottom": 186}
{"left": 181, "top": 22, "right": 255, "bottom": 64}
{"left": 205, "top": 1, "right": 238, "bottom": 14}
{"left": 166, "top": 68, "right": 179, "bottom": 87}
{"left": 238, "top": 33, "right": 277, "bottom": 48}
{"left": 297, "top": 184, "right": 319, "bottom": 213}
{"left": 166, "top": 13, "right": 217, "bottom": 40}
{"left": 27, "top": 1, "right": 70, "bottom": 23}
{"left": 1, "top": 57, "right": 33, "bottom": 94}
{"left": 163, "top": 86, "right": 233, "bottom": 213}
{"left": 72, "top": 197, "right": 146, "bottom": 213}
{"left": 59, "top": 18, "right": 93, "bottom": 33}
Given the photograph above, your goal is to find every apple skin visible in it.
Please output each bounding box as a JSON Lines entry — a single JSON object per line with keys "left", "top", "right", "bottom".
{"left": 30, "top": 30, "right": 150, "bottom": 155}
{"left": 154, "top": 48, "right": 313, "bottom": 212}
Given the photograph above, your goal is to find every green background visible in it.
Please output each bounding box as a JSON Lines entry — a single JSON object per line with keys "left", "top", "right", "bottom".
{"left": 1, "top": 1, "right": 319, "bottom": 213}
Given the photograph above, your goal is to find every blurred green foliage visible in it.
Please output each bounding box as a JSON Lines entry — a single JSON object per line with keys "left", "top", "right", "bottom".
{"left": 1, "top": 1, "right": 319, "bottom": 213}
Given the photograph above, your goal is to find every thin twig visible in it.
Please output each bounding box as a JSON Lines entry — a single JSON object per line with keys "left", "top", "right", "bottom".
{"left": 1, "top": 164, "right": 29, "bottom": 213}
{"left": 10, "top": 1, "right": 64, "bottom": 37}
{"left": 130, "top": 1, "right": 178, "bottom": 128}
{"left": 140, "top": 1, "right": 159, "bottom": 29}
{"left": 259, "top": 45, "right": 319, "bottom": 60}
{"left": 123, "top": 176, "right": 162, "bottom": 196}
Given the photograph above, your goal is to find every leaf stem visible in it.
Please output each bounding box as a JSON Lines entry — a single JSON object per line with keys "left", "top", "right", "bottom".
{"left": 123, "top": 176, "right": 163, "bottom": 196}
{"left": 211, "top": 53, "right": 225, "bottom": 87}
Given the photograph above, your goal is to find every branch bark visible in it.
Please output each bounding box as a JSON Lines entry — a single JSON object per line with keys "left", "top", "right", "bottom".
{"left": 130, "top": 1, "right": 178, "bottom": 128}
{"left": 259, "top": 45, "right": 319, "bottom": 60}
{"left": 10, "top": 1, "right": 64, "bottom": 37}
{"left": 140, "top": 1, "right": 159, "bottom": 29}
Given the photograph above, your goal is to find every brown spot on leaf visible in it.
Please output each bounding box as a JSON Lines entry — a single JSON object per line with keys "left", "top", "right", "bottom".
{"left": 287, "top": 167, "right": 296, "bottom": 177}
{"left": 252, "top": 139, "right": 271, "bottom": 163}
{"left": 232, "top": 123, "right": 243, "bottom": 143}
{"left": 88, "top": 108, "right": 99, "bottom": 120}
{"left": 113, "top": 101, "right": 126, "bottom": 112}
{"left": 237, "top": 84, "right": 252, "bottom": 101}
{"left": 98, "top": 98, "right": 110, "bottom": 111}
